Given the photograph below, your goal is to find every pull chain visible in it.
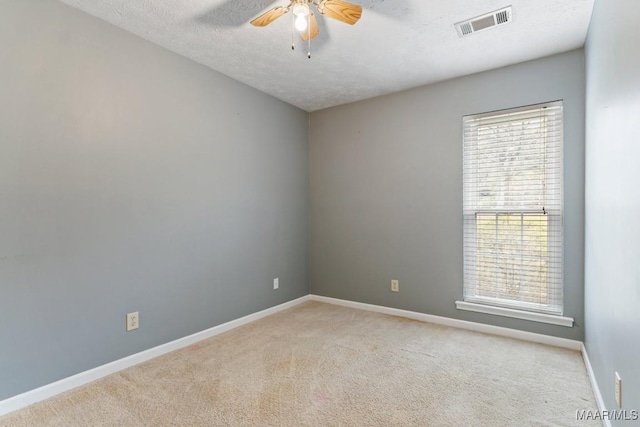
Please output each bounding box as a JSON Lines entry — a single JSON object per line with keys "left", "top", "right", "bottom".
{"left": 291, "top": 11, "right": 295, "bottom": 50}
{"left": 307, "top": 13, "right": 311, "bottom": 59}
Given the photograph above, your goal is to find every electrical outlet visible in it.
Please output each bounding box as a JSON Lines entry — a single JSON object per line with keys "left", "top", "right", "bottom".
{"left": 615, "top": 372, "right": 622, "bottom": 408}
{"left": 126, "top": 311, "right": 139, "bottom": 332}
{"left": 273, "top": 278, "right": 279, "bottom": 290}
{"left": 391, "top": 279, "right": 399, "bottom": 292}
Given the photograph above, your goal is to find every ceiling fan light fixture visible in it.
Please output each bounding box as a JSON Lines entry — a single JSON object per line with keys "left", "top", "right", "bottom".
{"left": 292, "top": 3, "right": 310, "bottom": 31}
{"left": 293, "top": 3, "right": 310, "bottom": 31}
{"left": 295, "top": 14, "right": 308, "bottom": 31}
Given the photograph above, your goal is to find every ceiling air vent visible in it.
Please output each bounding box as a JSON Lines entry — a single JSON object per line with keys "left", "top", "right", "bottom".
{"left": 455, "top": 6, "right": 512, "bottom": 38}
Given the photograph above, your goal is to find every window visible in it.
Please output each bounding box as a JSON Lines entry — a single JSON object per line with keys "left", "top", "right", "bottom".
{"left": 462, "top": 101, "right": 563, "bottom": 316}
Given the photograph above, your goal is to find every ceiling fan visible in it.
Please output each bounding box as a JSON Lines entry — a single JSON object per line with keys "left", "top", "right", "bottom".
{"left": 250, "top": 0, "right": 363, "bottom": 58}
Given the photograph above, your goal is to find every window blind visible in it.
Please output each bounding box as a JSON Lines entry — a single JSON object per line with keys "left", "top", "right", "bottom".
{"left": 463, "top": 101, "right": 563, "bottom": 315}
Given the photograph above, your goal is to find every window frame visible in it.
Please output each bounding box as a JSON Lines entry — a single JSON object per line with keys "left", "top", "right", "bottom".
{"left": 458, "top": 101, "right": 570, "bottom": 324}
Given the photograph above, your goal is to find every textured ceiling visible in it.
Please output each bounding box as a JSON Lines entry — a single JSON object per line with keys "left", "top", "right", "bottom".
{"left": 59, "top": 0, "right": 595, "bottom": 112}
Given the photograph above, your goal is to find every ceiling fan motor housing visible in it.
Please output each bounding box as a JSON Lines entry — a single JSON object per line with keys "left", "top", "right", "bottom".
{"left": 293, "top": 3, "right": 310, "bottom": 17}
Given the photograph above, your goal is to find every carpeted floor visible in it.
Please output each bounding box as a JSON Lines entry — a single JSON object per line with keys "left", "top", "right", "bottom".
{"left": 1, "top": 301, "right": 598, "bottom": 426}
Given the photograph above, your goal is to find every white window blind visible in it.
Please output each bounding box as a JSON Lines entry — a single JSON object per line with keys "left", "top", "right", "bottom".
{"left": 463, "top": 101, "right": 563, "bottom": 315}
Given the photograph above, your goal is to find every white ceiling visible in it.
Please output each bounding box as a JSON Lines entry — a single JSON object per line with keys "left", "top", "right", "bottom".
{"left": 59, "top": 0, "right": 594, "bottom": 112}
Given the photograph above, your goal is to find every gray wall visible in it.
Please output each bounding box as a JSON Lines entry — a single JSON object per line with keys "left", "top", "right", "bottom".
{"left": 584, "top": 0, "right": 640, "bottom": 419}
{"left": 0, "top": 0, "right": 308, "bottom": 400}
{"left": 310, "top": 49, "right": 585, "bottom": 340}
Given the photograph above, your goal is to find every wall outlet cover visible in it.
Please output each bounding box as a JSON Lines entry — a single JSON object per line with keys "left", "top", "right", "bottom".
{"left": 273, "top": 278, "right": 279, "bottom": 290}
{"left": 391, "top": 280, "right": 399, "bottom": 292}
{"left": 126, "top": 311, "right": 139, "bottom": 332}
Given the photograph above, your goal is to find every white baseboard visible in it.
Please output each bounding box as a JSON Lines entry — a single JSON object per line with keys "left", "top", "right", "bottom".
{"left": 0, "top": 295, "right": 310, "bottom": 417}
{"left": 309, "top": 295, "right": 583, "bottom": 351}
{"left": 581, "top": 344, "right": 611, "bottom": 427}
{"left": 0, "top": 294, "right": 591, "bottom": 419}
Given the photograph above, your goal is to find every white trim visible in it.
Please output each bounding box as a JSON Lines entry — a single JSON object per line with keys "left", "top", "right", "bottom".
{"left": 0, "top": 295, "right": 310, "bottom": 417}
{"left": 311, "top": 295, "right": 582, "bottom": 350}
{"left": 581, "top": 344, "right": 611, "bottom": 427}
{"left": 1, "top": 294, "right": 590, "bottom": 419}
{"left": 455, "top": 301, "right": 574, "bottom": 327}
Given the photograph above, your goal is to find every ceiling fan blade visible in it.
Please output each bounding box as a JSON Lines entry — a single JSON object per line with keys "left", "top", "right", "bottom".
{"left": 318, "top": 0, "right": 362, "bottom": 25}
{"left": 301, "top": 12, "right": 320, "bottom": 41}
{"left": 250, "top": 6, "right": 288, "bottom": 27}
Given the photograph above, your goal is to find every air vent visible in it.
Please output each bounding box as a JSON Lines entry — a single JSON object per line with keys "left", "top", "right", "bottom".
{"left": 459, "top": 22, "right": 473, "bottom": 36}
{"left": 495, "top": 9, "right": 510, "bottom": 24}
{"left": 455, "top": 6, "right": 512, "bottom": 38}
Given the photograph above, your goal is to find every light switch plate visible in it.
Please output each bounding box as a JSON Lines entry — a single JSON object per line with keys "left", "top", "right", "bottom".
{"left": 615, "top": 372, "right": 622, "bottom": 408}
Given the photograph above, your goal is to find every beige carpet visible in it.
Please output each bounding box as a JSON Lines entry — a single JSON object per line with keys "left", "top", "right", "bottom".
{"left": 1, "top": 301, "right": 598, "bottom": 426}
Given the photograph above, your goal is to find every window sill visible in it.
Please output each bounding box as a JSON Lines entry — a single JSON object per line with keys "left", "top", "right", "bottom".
{"left": 455, "top": 301, "right": 574, "bottom": 327}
